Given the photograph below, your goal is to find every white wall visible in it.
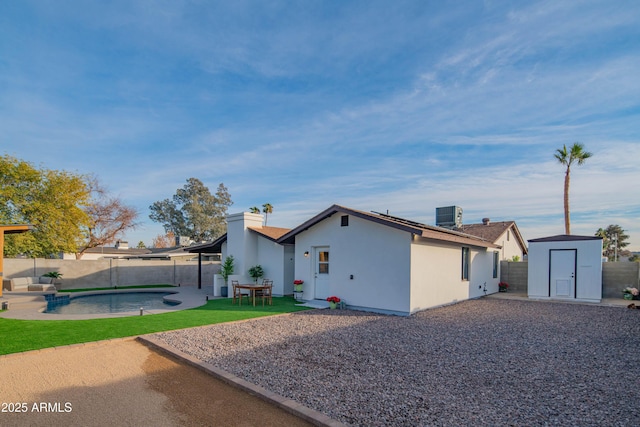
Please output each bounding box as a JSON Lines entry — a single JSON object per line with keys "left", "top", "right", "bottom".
{"left": 225, "top": 212, "right": 263, "bottom": 284}
{"left": 222, "top": 212, "right": 295, "bottom": 296}
{"left": 283, "top": 245, "right": 295, "bottom": 294}
{"left": 528, "top": 238, "right": 603, "bottom": 302}
{"left": 294, "top": 213, "right": 412, "bottom": 314}
{"left": 495, "top": 227, "right": 525, "bottom": 261}
{"left": 256, "top": 236, "right": 290, "bottom": 295}
{"left": 410, "top": 240, "right": 497, "bottom": 313}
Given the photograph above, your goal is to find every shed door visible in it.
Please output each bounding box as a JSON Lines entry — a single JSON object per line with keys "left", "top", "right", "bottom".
{"left": 550, "top": 249, "right": 576, "bottom": 298}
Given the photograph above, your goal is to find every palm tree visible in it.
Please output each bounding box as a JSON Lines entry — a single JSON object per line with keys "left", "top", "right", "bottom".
{"left": 262, "top": 203, "right": 273, "bottom": 226}
{"left": 554, "top": 143, "right": 592, "bottom": 235}
{"left": 249, "top": 206, "right": 260, "bottom": 214}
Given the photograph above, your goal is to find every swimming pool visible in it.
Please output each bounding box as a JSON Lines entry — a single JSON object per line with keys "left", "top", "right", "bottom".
{"left": 45, "top": 292, "right": 180, "bottom": 315}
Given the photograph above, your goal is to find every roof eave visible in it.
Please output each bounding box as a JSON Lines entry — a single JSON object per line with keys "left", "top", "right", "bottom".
{"left": 420, "top": 229, "right": 501, "bottom": 249}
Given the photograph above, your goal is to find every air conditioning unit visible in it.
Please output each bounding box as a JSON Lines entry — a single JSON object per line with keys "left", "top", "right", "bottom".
{"left": 436, "top": 206, "right": 463, "bottom": 229}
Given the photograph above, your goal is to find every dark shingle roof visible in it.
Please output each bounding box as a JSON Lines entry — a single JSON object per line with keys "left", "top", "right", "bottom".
{"left": 460, "top": 221, "right": 528, "bottom": 254}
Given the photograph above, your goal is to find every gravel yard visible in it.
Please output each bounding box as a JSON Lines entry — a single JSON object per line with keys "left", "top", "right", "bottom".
{"left": 154, "top": 299, "right": 640, "bottom": 426}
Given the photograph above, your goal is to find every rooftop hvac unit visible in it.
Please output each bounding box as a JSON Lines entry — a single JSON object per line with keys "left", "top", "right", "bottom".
{"left": 436, "top": 206, "right": 463, "bottom": 229}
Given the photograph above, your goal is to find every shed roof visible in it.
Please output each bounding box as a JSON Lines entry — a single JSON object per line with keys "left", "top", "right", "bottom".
{"left": 529, "top": 234, "right": 603, "bottom": 243}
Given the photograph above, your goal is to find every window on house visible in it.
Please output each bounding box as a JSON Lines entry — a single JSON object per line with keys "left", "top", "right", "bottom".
{"left": 462, "top": 247, "right": 470, "bottom": 281}
{"left": 507, "top": 230, "right": 510, "bottom": 241}
{"left": 493, "top": 251, "right": 499, "bottom": 278}
{"left": 341, "top": 215, "right": 349, "bottom": 227}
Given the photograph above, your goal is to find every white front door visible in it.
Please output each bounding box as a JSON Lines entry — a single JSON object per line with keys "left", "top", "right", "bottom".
{"left": 550, "top": 249, "right": 576, "bottom": 298}
{"left": 314, "top": 247, "right": 330, "bottom": 300}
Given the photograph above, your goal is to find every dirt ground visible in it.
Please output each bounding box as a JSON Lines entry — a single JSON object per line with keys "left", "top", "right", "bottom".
{"left": 0, "top": 339, "right": 313, "bottom": 427}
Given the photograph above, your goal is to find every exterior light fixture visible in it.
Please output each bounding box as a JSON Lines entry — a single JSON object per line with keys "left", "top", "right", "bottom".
{"left": 304, "top": 251, "right": 309, "bottom": 257}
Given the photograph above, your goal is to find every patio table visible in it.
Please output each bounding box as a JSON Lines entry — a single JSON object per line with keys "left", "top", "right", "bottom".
{"left": 236, "top": 283, "right": 270, "bottom": 306}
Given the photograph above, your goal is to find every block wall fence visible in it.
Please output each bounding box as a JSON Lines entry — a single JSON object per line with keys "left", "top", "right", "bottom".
{"left": 4, "top": 258, "right": 220, "bottom": 290}
{"left": 500, "top": 261, "right": 640, "bottom": 298}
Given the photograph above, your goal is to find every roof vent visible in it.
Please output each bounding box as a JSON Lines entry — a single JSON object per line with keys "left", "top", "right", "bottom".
{"left": 436, "top": 206, "right": 463, "bottom": 229}
{"left": 482, "top": 218, "right": 491, "bottom": 225}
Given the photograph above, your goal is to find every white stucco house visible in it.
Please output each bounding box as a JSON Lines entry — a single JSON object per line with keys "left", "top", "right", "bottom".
{"left": 207, "top": 204, "right": 527, "bottom": 315}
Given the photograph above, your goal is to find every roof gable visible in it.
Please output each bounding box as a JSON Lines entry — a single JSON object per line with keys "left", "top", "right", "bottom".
{"left": 277, "top": 205, "right": 500, "bottom": 249}
{"left": 248, "top": 226, "right": 291, "bottom": 242}
{"left": 460, "top": 221, "right": 528, "bottom": 254}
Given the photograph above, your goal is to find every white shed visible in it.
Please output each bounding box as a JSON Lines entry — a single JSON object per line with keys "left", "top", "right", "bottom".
{"left": 527, "top": 235, "right": 603, "bottom": 303}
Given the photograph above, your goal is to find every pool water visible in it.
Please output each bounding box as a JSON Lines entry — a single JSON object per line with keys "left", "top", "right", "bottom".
{"left": 45, "top": 292, "right": 180, "bottom": 315}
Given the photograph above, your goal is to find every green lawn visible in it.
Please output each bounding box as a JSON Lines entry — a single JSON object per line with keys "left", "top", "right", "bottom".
{"left": 0, "top": 297, "right": 311, "bottom": 356}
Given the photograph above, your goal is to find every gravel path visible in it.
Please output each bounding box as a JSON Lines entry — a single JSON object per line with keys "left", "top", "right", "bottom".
{"left": 154, "top": 299, "right": 640, "bottom": 426}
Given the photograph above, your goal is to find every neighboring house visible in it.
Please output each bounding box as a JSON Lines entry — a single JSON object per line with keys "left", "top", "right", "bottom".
{"left": 459, "top": 218, "right": 527, "bottom": 261}
{"left": 62, "top": 240, "right": 152, "bottom": 260}
{"left": 62, "top": 240, "right": 213, "bottom": 261}
{"left": 210, "top": 204, "right": 525, "bottom": 315}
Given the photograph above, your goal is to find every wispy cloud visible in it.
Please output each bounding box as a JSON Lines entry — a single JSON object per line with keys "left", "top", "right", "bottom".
{"left": 1, "top": 1, "right": 639, "bottom": 249}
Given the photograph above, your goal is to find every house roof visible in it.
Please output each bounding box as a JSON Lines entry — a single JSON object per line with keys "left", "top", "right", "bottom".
{"left": 82, "top": 246, "right": 151, "bottom": 256}
{"left": 529, "top": 234, "right": 603, "bottom": 243}
{"left": 459, "top": 221, "right": 528, "bottom": 254}
{"left": 184, "top": 226, "right": 292, "bottom": 254}
{"left": 277, "top": 205, "right": 500, "bottom": 249}
{"left": 248, "top": 226, "right": 291, "bottom": 242}
{"left": 185, "top": 234, "right": 227, "bottom": 253}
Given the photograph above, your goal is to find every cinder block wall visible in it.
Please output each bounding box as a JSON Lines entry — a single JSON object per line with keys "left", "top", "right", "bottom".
{"left": 602, "top": 262, "right": 640, "bottom": 298}
{"left": 4, "top": 258, "right": 220, "bottom": 290}
{"left": 499, "top": 261, "right": 528, "bottom": 293}
{"left": 500, "top": 261, "right": 640, "bottom": 298}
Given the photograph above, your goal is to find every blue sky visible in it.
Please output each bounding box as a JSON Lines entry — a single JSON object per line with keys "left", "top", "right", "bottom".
{"left": 2, "top": 1, "right": 639, "bottom": 251}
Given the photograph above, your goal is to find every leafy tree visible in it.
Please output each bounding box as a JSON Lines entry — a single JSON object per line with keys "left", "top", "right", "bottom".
{"left": 554, "top": 143, "right": 592, "bottom": 234}
{"left": 75, "top": 178, "right": 139, "bottom": 259}
{"left": 595, "top": 225, "right": 630, "bottom": 261}
{"left": 1, "top": 155, "right": 90, "bottom": 257}
{"left": 249, "top": 206, "right": 260, "bottom": 214}
{"left": 262, "top": 203, "right": 273, "bottom": 225}
{"left": 1, "top": 155, "right": 139, "bottom": 258}
{"left": 149, "top": 178, "right": 232, "bottom": 242}
{"left": 137, "top": 241, "right": 146, "bottom": 249}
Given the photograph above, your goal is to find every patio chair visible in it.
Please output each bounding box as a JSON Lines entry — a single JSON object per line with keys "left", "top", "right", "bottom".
{"left": 232, "top": 280, "right": 250, "bottom": 305}
{"left": 259, "top": 279, "right": 273, "bottom": 306}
